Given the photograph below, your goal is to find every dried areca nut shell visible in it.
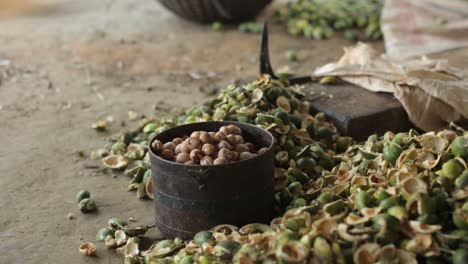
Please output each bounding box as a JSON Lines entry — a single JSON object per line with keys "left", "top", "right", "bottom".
{"left": 102, "top": 155, "right": 129, "bottom": 169}
{"left": 239, "top": 223, "right": 271, "bottom": 235}
{"left": 276, "top": 96, "right": 291, "bottom": 112}
{"left": 405, "top": 193, "right": 433, "bottom": 215}
{"left": 213, "top": 240, "right": 241, "bottom": 257}
{"left": 251, "top": 88, "right": 264, "bottom": 103}
{"left": 345, "top": 213, "right": 370, "bottom": 225}
{"left": 399, "top": 177, "right": 427, "bottom": 199}
{"left": 79, "top": 242, "right": 97, "bottom": 256}
{"left": 351, "top": 176, "right": 367, "bottom": 187}
{"left": 354, "top": 243, "right": 380, "bottom": 264}
{"left": 108, "top": 217, "right": 128, "bottom": 229}
{"left": 349, "top": 226, "right": 375, "bottom": 235}
{"left": 452, "top": 189, "right": 468, "bottom": 200}
{"left": 275, "top": 240, "right": 308, "bottom": 263}
{"left": 368, "top": 174, "right": 386, "bottom": 187}
{"left": 123, "top": 225, "right": 150, "bottom": 237}
{"left": 211, "top": 224, "right": 239, "bottom": 235}
{"left": 127, "top": 183, "right": 140, "bottom": 191}
{"left": 417, "top": 133, "right": 448, "bottom": 153}
{"left": 420, "top": 154, "right": 441, "bottom": 170}
{"left": 115, "top": 230, "right": 127, "bottom": 246}
{"left": 324, "top": 200, "right": 345, "bottom": 216}
{"left": 360, "top": 207, "right": 382, "bottom": 218}
{"left": 387, "top": 206, "right": 409, "bottom": 221}
{"left": 136, "top": 183, "right": 147, "bottom": 199}
{"left": 127, "top": 237, "right": 141, "bottom": 245}
{"left": 328, "top": 183, "right": 348, "bottom": 196}
{"left": 213, "top": 232, "right": 228, "bottom": 243}
{"left": 437, "top": 130, "right": 457, "bottom": 141}
{"left": 408, "top": 221, "right": 441, "bottom": 233}
{"left": 233, "top": 244, "right": 261, "bottom": 264}
{"left": 395, "top": 249, "right": 417, "bottom": 264}
{"left": 337, "top": 223, "right": 368, "bottom": 242}
{"left": 201, "top": 243, "right": 214, "bottom": 255}
{"left": 105, "top": 235, "right": 117, "bottom": 248}
{"left": 404, "top": 233, "right": 432, "bottom": 254}
{"left": 376, "top": 245, "right": 398, "bottom": 263}
{"left": 184, "top": 241, "right": 200, "bottom": 255}
{"left": 312, "top": 218, "right": 337, "bottom": 241}
{"left": 124, "top": 241, "right": 140, "bottom": 258}
{"left": 97, "top": 227, "right": 116, "bottom": 242}
{"left": 145, "top": 177, "right": 154, "bottom": 200}
{"left": 141, "top": 239, "right": 183, "bottom": 259}
{"left": 313, "top": 236, "right": 333, "bottom": 262}
{"left": 396, "top": 149, "right": 417, "bottom": 167}
{"left": 111, "top": 141, "right": 127, "bottom": 155}
{"left": 151, "top": 141, "right": 163, "bottom": 153}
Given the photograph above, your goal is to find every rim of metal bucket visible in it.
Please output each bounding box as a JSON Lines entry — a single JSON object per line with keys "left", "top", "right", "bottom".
{"left": 148, "top": 121, "right": 275, "bottom": 168}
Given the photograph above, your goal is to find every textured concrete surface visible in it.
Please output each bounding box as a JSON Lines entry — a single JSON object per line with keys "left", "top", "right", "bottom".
{"left": 0, "top": 1, "right": 467, "bottom": 263}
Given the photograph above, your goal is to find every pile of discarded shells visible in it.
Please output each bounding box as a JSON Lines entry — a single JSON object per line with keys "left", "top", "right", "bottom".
{"left": 84, "top": 76, "right": 467, "bottom": 264}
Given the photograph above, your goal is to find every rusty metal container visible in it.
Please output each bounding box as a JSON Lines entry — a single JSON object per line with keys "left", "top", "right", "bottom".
{"left": 157, "top": 0, "right": 272, "bottom": 23}
{"left": 149, "top": 121, "right": 275, "bottom": 239}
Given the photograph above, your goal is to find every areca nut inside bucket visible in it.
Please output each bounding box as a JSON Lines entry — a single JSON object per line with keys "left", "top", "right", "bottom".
{"left": 149, "top": 121, "right": 275, "bottom": 239}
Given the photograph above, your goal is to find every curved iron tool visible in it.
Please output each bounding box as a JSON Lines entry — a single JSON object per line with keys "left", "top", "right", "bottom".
{"left": 259, "top": 22, "right": 314, "bottom": 85}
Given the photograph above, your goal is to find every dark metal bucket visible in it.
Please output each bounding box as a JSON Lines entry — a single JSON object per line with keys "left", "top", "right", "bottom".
{"left": 149, "top": 121, "right": 275, "bottom": 239}
{"left": 157, "top": 0, "right": 272, "bottom": 23}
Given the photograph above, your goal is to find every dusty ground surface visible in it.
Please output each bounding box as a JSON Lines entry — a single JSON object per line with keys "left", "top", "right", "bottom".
{"left": 0, "top": 1, "right": 467, "bottom": 263}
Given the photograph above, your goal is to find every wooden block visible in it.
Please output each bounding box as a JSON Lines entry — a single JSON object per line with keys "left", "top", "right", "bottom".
{"left": 305, "top": 83, "right": 415, "bottom": 140}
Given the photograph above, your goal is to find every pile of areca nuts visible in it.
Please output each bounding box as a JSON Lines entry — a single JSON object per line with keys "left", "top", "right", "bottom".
{"left": 151, "top": 125, "right": 266, "bottom": 165}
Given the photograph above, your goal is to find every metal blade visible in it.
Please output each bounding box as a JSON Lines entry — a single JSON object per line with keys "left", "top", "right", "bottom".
{"left": 259, "top": 22, "right": 277, "bottom": 79}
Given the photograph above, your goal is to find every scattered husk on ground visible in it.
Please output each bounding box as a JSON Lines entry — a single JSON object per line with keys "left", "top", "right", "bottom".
{"left": 90, "top": 76, "right": 467, "bottom": 264}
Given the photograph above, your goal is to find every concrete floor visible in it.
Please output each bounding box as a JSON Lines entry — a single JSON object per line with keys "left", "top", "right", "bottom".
{"left": 0, "top": 1, "right": 467, "bottom": 263}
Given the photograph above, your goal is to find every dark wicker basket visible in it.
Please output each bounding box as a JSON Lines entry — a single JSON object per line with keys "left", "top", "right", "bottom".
{"left": 158, "top": 0, "right": 272, "bottom": 23}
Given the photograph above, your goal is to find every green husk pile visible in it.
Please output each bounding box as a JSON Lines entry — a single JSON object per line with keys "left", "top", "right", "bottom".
{"left": 276, "top": 0, "right": 383, "bottom": 41}
{"left": 94, "top": 77, "right": 468, "bottom": 264}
